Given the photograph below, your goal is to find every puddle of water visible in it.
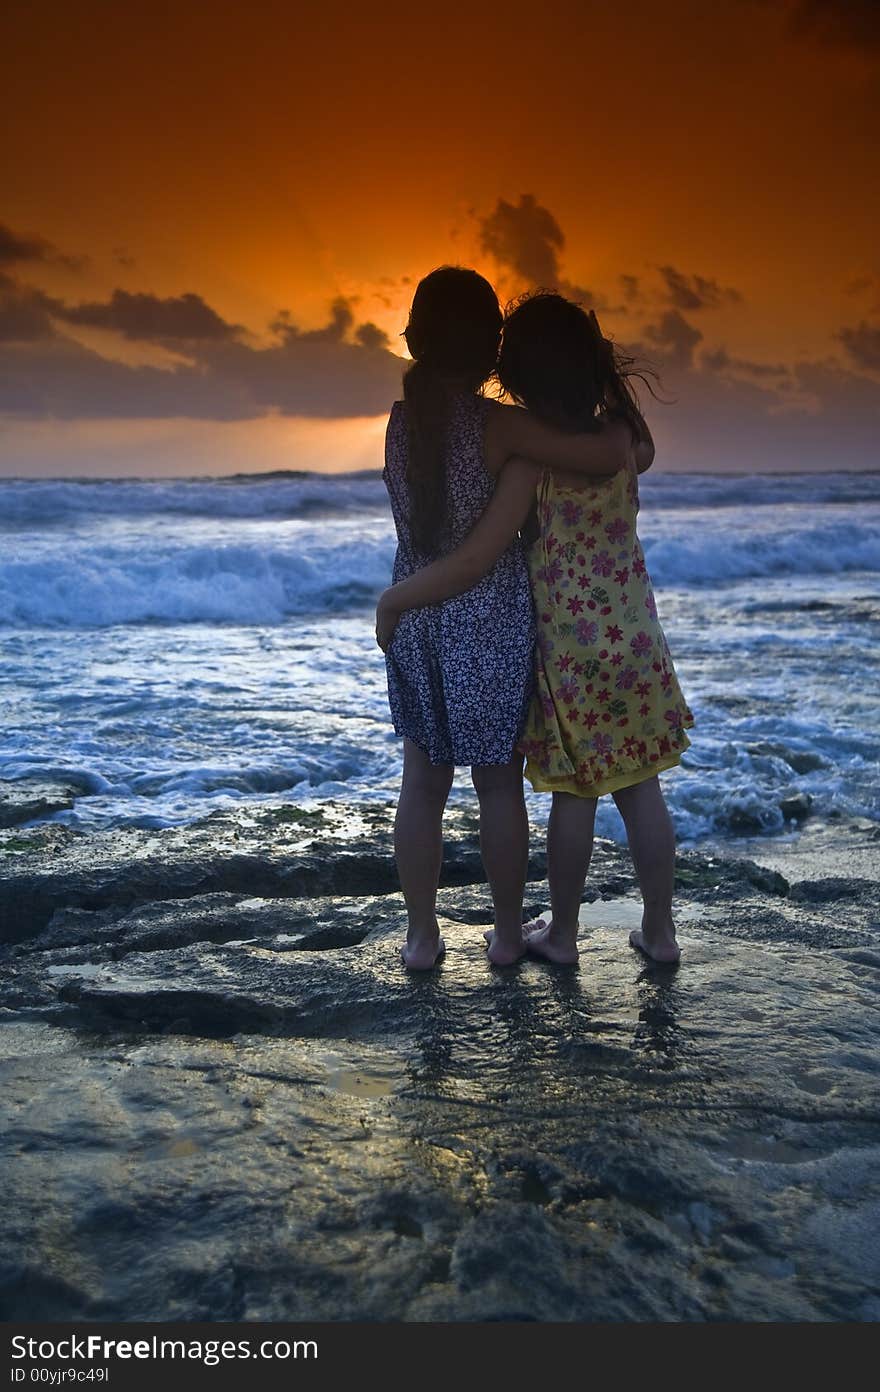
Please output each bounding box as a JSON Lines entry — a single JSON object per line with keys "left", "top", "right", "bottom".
{"left": 579, "top": 900, "right": 715, "bottom": 932}
{"left": 319, "top": 1050, "right": 402, "bottom": 1098}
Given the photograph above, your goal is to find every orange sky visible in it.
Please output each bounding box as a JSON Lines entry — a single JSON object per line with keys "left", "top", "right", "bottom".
{"left": 2, "top": 0, "right": 878, "bottom": 473}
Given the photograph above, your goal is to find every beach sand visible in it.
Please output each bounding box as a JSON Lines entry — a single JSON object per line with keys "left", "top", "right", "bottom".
{"left": 1, "top": 798, "right": 879, "bottom": 1321}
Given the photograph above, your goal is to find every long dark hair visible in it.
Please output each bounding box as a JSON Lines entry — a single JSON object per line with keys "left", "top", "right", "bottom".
{"left": 497, "top": 291, "right": 662, "bottom": 436}
{"left": 402, "top": 266, "right": 502, "bottom": 556}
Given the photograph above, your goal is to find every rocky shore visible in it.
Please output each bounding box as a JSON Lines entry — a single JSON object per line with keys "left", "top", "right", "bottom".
{"left": 1, "top": 788, "right": 879, "bottom": 1321}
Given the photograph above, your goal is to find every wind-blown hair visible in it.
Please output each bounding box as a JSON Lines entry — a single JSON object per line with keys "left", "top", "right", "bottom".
{"left": 497, "top": 290, "right": 663, "bottom": 436}
{"left": 402, "top": 266, "right": 502, "bottom": 556}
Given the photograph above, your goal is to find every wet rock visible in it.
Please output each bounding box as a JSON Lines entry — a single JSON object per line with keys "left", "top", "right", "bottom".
{"left": 780, "top": 792, "right": 813, "bottom": 823}
{"left": 2, "top": 808, "right": 880, "bottom": 1322}
{"left": 0, "top": 779, "right": 84, "bottom": 828}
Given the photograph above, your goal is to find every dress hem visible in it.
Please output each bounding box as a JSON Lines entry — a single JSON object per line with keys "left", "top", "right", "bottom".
{"left": 524, "top": 748, "right": 687, "bottom": 798}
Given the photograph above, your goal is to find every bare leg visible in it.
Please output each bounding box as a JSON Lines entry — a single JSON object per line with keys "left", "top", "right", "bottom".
{"left": 471, "top": 756, "right": 529, "bottom": 965}
{"left": 526, "top": 792, "right": 597, "bottom": 965}
{"left": 613, "top": 776, "right": 680, "bottom": 963}
{"left": 395, "top": 738, "right": 453, "bottom": 969}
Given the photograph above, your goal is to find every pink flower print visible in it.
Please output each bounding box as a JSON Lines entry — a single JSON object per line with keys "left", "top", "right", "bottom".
{"left": 576, "top": 618, "right": 599, "bottom": 644}
{"left": 664, "top": 707, "right": 683, "bottom": 730}
{"left": 589, "top": 509, "right": 602, "bottom": 526}
{"left": 541, "top": 612, "right": 552, "bottom": 623}
{"left": 614, "top": 567, "right": 630, "bottom": 587}
{"left": 586, "top": 599, "right": 597, "bottom": 611}
{"left": 633, "top": 555, "right": 646, "bottom": 577}
{"left": 583, "top": 710, "right": 598, "bottom": 728}
{"left": 556, "top": 652, "right": 572, "bottom": 672}
{"left": 638, "top": 702, "right": 650, "bottom": 717}
{"left": 576, "top": 530, "right": 585, "bottom": 542}
{"left": 546, "top": 558, "right": 563, "bottom": 583}
{"left": 652, "top": 660, "right": 662, "bottom": 672}
{"left": 558, "top": 678, "right": 578, "bottom": 704}
{"left": 605, "top": 517, "right": 628, "bottom": 544}
{"left": 623, "top": 735, "right": 638, "bottom": 756}
{"left": 605, "top": 623, "right": 623, "bottom": 643}
{"left": 546, "top": 533, "right": 558, "bottom": 552}
{"left": 600, "top": 605, "right": 612, "bottom": 616}
{"left": 631, "top": 631, "right": 652, "bottom": 658}
{"left": 592, "top": 733, "right": 613, "bottom": 755}
{"left": 567, "top": 596, "right": 585, "bottom": 616}
{"left": 645, "top": 591, "right": 657, "bottom": 618}
{"left": 577, "top": 575, "right": 591, "bottom": 590}
{"left": 561, "top": 500, "right": 583, "bottom": 527}
{"left": 636, "top": 681, "right": 651, "bottom": 697}
{"left": 661, "top": 670, "right": 673, "bottom": 691}
{"left": 592, "top": 550, "right": 614, "bottom": 578}
{"left": 658, "top": 735, "right": 672, "bottom": 755}
{"left": 577, "top": 554, "right": 586, "bottom": 567}
{"left": 584, "top": 535, "right": 597, "bottom": 551}
{"left": 598, "top": 648, "right": 609, "bottom": 660}
{"left": 596, "top": 688, "right": 611, "bottom": 705}
{"left": 542, "top": 694, "right": 555, "bottom": 717}
{"left": 615, "top": 665, "right": 638, "bottom": 690}
{"left": 609, "top": 652, "right": 624, "bottom": 667}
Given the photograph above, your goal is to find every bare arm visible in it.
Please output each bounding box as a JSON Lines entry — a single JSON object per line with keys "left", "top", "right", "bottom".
{"left": 486, "top": 401, "right": 632, "bottom": 479}
{"left": 375, "top": 457, "right": 539, "bottom": 651}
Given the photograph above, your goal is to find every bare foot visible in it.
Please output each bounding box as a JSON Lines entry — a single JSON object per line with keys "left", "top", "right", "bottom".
{"left": 482, "top": 915, "right": 545, "bottom": 950}
{"left": 482, "top": 929, "right": 527, "bottom": 966}
{"left": 525, "top": 921, "right": 579, "bottom": 965}
{"left": 628, "top": 927, "right": 680, "bottom": 965}
{"left": 400, "top": 931, "right": 446, "bottom": 971}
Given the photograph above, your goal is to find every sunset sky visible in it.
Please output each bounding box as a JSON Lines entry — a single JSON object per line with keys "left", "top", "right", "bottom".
{"left": 2, "top": 0, "right": 878, "bottom": 474}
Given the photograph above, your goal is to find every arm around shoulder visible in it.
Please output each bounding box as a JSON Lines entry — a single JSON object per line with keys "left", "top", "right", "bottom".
{"left": 488, "top": 402, "right": 631, "bottom": 478}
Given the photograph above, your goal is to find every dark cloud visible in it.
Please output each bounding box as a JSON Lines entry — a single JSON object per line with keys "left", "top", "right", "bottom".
{"left": 643, "top": 310, "right": 704, "bottom": 368}
{"left": 479, "top": 194, "right": 565, "bottom": 287}
{"left": 702, "top": 347, "right": 791, "bottom": 379}
{"left": 355, "top": 321, "right": 390, "bottom": 350}
{"left": 0, "top": 222, "right": 87, "bottom": 272}
{"left": 0, "top": 295, "right": 406, "bottom": 420}
{"left": 836, "top": 319, "right": 880, "bottom": 371}
{"left": 0, "top": 276, "right": 62, "bottom": 342}
{"left": 620, "top": 274, "right": 640, "bottom": 302}
{"left": 785, "top": 0, "right": 880, "bottom": 51}
{"left": 658, "top": 265, "right": 742, "bottom": 311}
{"left": 59, "top": 289, "right": 244, "bottom": 342}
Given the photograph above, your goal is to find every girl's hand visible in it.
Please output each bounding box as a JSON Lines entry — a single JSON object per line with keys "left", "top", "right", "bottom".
{"left": 375, "top": 595, "right": 399, "bottom": 652}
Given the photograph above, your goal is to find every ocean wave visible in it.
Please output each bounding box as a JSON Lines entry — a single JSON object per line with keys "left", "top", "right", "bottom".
{"left": 642, "top": 518, "right": 880, "bottom": 586}
{"left": 0, "top": 536, "right": 397, "bottom": 626}
{"left": 2, "top": 469, "right": 879, "bottom": 529}
{"left": 0, "top": 471, "right": 389, "bottom": 527}
{"left": 2, "top": 510, "right": 879, "bottom": 627}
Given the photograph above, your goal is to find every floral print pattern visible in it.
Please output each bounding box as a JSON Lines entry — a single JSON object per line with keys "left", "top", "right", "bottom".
{"left": 519, "top": 463, "right": 694, "bottom": 796}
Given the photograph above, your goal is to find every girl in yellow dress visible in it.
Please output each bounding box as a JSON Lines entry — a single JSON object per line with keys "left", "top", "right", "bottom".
{"left": 377, "top": 294, "right": 694, "bottom": 966}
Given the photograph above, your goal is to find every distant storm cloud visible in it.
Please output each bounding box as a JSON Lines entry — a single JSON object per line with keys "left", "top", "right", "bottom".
{"left": 0, "top": 284, "right": 405, "bottom": 419}
{"left": 58, "top": 289, "right": 244, "bottom": 342}
{"left": 836, "top": 319, "right": 880, "bottom": 371}
{"left": 478, "top": 193, "right": 608, "bottom": 309}
{"left": 0, "top": 221, "right": 87, "bottom": 272}
{"left": 658, "top": 265, "right": 742, "bottom": 312}
{"left": 0, "top": 275, "right": 61, "bottom": 342}
{"left": 642, "top": 309, "right": 704, "bottom": 369}
{"left": 479, "top": 194, "right": 565, "bottom": 286}
{"left": 702, "top": 347, "right": 791, "bottom": 380}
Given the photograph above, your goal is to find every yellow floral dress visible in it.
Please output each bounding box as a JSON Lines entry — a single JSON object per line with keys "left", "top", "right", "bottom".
{"left": 519, "top": 462, "right": 694, "bottom": 797}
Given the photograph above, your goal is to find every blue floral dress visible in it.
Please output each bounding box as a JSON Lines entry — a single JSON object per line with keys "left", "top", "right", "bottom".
{"left": 383, "top": 394, "right": 535, "bottom": 766}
